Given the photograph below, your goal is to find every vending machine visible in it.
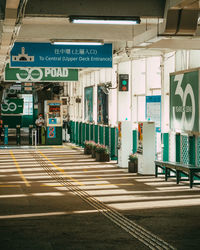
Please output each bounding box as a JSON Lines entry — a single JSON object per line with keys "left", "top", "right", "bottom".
{"left": 117, "top": 121, "right": 132, "bottom": 168}
{"left": 44, "top": 100, "right": 63, "bottom": 145}
{"left": 137, "top": 122, "right": 155, "bottom": 175}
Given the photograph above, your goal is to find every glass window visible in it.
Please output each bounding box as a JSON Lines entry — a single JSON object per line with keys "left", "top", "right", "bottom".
{"left": 22, "top": 94, "right": 33, "bottom": 115}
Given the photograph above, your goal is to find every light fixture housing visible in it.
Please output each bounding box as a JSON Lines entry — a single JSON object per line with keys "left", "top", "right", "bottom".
{"left": 69, "top": 16, "right": 141, "bottom": 25}
{"left": 51, "top": 39, "right": 104, "bottom": 46}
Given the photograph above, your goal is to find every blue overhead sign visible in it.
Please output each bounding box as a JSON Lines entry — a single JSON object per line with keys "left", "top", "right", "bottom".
{"left": 10, "top": 42, "right": 113, "bottom": 68}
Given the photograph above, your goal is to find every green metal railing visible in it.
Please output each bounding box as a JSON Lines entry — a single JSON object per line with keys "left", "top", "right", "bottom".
{"left": 69, "top": 121, "right": 118, "bottom": 160}
{"left": 69, "top": 121, "right": 200, "bottom": 164}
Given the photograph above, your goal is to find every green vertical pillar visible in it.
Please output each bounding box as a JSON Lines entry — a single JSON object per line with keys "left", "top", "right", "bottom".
{"left": 86, "top": 123, "right": 89, "bottom": 141}
{"left": 189, "top": 135, "right": 196, "bottom": 165}
{"left": 176, "top": 133, "right": 181, "bottom": 163}
{"left": 90, "top": 124, "right": 94, "bottom": 141}
{"left": 78, "top": 122, "right": 82, "bottom": 146}
{"left": 73, "top": 121, "right": 76, "bottom": 143}
{"left": 16, "top": 125, "right": 21, "bottom": 145}
{"left": 71, "top": 121, "right": 74, "bottom": 143}
{"left": 163, "top": 133, "right": 169, "bottom": 162}
{"left": 111, "top": 127, "right": 117, "bottom": 160}
{"left": 82, "top": 123, "right": 86, "bottom": 145}
{"left": 99, "top": 126, "right": 103, "bottom": 144}
{"left": 95, "top": 125, "right": 98, "bottom": 143}
{"left": 70, "top": 121, "right": 73, "bottom": 143}
{"left": 105, "top": 126, "right": 109, "bottom": 146}
{"left": 132, "top": 130, "right": 137, "bottom": 153}
{"left": 75, "top": 121, "right": 79, "bottom": 145}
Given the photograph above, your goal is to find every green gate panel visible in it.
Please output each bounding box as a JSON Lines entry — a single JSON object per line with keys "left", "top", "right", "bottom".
{"left": 46, "top": 127, "right": 62, "bottom": 145}
{"left": 176, "top": 133, "right": 181, "bottom": 163}
{"left": 82, "top": 123, "right": 86, "bottom": 145}
{"left": 86, "top": 124, "right": 89, "bottom": 141}
{"left": 105, "top": 126, "right": 109, "bottom": 146}
{"left": 163, "top": 133, "right": 169, "bottom": 162}
{"left": 132, "top": 130, "right": 137, "bottom": 153}
{"left": 78, "top": 122, "right": 82, "bottom": 146}
{"left": 75, "top": 121, "right": 79, "bottom": 145}
{"left": 99, "top": 126, "right": 104, "bottom": 144}
{"left": 95, "top": 125, "right": 98, "bottom": 143}
{"left": 189, "top": 135, "right": 196, "bottom": 165}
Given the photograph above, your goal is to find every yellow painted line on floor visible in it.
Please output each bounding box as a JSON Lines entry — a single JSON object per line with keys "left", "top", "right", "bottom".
{"left": 9, "top": 151, "right": 30, "bottom": 187}
{"left": 38, "top": 151, "right": 84, "bottom": 186}
{"left": 0, "top": 185, "right": 20, "bottom": 188}
{"left": 40, "top": 184, "right": 64, "bottom": 187}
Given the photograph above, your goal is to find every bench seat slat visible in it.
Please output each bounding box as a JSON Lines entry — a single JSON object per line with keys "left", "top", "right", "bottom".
{"left": 155, "top": 160, "right": 200, "bottom": 188}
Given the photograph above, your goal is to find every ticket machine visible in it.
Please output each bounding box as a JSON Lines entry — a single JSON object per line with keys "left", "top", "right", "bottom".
{"left": 44, "top": 100, "right": 63, "bottom": 145}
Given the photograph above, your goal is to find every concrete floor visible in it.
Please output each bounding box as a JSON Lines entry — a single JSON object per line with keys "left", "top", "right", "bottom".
{"left": 0, "top": 144, "right": 200, "bottom": 249}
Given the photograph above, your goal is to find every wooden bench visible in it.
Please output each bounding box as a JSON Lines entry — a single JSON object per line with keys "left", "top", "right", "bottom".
{"left": 155, "top": 160, "right": 200, "bottom": 188}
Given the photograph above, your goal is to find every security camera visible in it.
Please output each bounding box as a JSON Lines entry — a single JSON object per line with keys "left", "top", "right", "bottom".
{"left": 100, "top": 85, "right": 110, "bottom": 95}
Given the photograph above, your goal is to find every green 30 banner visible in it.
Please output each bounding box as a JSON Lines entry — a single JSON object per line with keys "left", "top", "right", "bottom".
{"left": 170, "top": 70, "right": 199, "bottom": 133}
{"left": 4, "top": 63, "right": 78, "bottom": 82}
{"left": 1, "top": 99, "right": 24, "bottom": 114}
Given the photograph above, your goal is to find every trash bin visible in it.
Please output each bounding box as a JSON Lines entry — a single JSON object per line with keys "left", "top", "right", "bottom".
{"left": 128, "top": 158, "right": 138, "bottom": 173}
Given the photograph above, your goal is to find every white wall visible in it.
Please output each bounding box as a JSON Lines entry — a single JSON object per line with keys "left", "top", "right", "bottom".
{"left": 69, "top": 49, "right": 200, "bottom": 132}
{"left": 118, "top": 61, "right": 131, "bottom": 121}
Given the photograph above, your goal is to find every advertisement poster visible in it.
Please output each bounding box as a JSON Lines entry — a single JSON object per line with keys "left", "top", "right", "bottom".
{"left": 97, "top": 86, "right": 108, "bottom": 124}
{"left": 84, "top": 87, "right": 93, "bottom": 122}
{"left": 170, "top": 70, "right": 199, "bottom": 133}
{"left": 146, "top": 95, "right": 161, "bottom": 132}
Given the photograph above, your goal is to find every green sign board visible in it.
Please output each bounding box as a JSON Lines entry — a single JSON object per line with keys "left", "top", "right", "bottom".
{"left": 1, "top": 99, "right": 24, "bottom": 114}
{"left": 4, "top": 64, "right": 78, "bottom": 82}
{"left": 170, "top": 70, "right": 199, "bottom": 133}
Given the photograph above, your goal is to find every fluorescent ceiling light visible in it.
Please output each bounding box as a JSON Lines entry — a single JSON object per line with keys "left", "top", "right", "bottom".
{"left": 51, "top": 39, "right": 104, "bottom": 46}
{"left": 69, "top": 16, "right": 141, "bottom": 25}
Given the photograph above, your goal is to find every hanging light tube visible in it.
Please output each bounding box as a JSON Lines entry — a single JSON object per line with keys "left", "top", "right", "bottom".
{"left": 51, "top": 39, "right": 104, "bottom": 46}
{"left": 69, "top": 16, "right": 141, "bottom": 25}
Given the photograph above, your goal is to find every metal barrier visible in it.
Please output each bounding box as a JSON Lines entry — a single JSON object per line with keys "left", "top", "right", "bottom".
{"left": 32, "top": 128, "right": 37, "bottom": 146}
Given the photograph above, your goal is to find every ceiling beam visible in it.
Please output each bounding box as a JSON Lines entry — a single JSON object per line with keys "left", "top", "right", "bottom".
{"left": 0, "top": 0, "right": 21, "bottom": 77}
{"left": 169, "top": 0, "right": 199, "bottom": 9}
{"left": 25, "top": 0, "right": 166, "bottom": 18}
